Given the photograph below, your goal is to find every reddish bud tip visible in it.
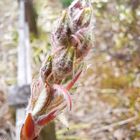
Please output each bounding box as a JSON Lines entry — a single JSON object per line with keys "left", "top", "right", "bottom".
{"left": 20, "top": 113, "right": 35, "bottom": 140}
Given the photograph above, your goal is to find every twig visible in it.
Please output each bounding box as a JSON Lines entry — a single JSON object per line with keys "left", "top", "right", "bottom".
{"left": 91, "top": 114, "right": 138, "bottom": 134}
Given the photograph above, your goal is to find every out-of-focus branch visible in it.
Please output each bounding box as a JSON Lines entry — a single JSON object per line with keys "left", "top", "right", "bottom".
{"left": 25, "top": 0, "right": 38, "bottom": 36}
{"left": 18, "top": 0, "right": 38, "bottom": 36}
{"left": 18, "top": 0, "right": 38, "bottom": 37}
{"left": 91, "top": 114, "right": 138, "bottom": 134}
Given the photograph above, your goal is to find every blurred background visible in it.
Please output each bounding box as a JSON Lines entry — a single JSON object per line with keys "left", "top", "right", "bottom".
{"left": 0, "top": 0, "right": 140, "bottom": 140}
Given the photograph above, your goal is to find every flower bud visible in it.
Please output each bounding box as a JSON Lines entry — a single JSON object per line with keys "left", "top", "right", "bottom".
{"left": 51, "top": 10, "right": 71, "bottom": 48}
{"left": 71, "top": 29, "right": 92, "bottom": 59}
{"left": 68, "top": 0, "right": 92, "bottom": 32}
{"left": 52, "top": 47, "right": 75, "bottom": 79}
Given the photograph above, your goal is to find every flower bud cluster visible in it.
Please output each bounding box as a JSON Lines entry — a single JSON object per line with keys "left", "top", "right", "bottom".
{"left": 21, "top": 1, "right": 93, "bottom": 139}
{"left": 40, "top": 0, "right": 93, "bottom": 84}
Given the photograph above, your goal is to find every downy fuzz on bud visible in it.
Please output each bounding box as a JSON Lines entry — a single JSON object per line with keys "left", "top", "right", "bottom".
{"left": 52, "top": 47, "right": 75, "bottom": 80}
{"left": 51, "top": 10, "right": 71, "bottom": 48}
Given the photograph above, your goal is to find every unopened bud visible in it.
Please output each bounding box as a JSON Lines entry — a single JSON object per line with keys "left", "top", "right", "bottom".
{"left": 68, "top": 0, "right": 92, "bottom": 32}
{"left": 52, "top": 10, "right": 71, "bottom": 48}
{"left": 52, "top": 47, "right": 75, "bottom": 79}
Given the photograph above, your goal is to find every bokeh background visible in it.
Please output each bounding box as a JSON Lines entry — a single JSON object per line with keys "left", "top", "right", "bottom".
{"left": 0, "top": 0, "right": 140, "bottom": 139}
